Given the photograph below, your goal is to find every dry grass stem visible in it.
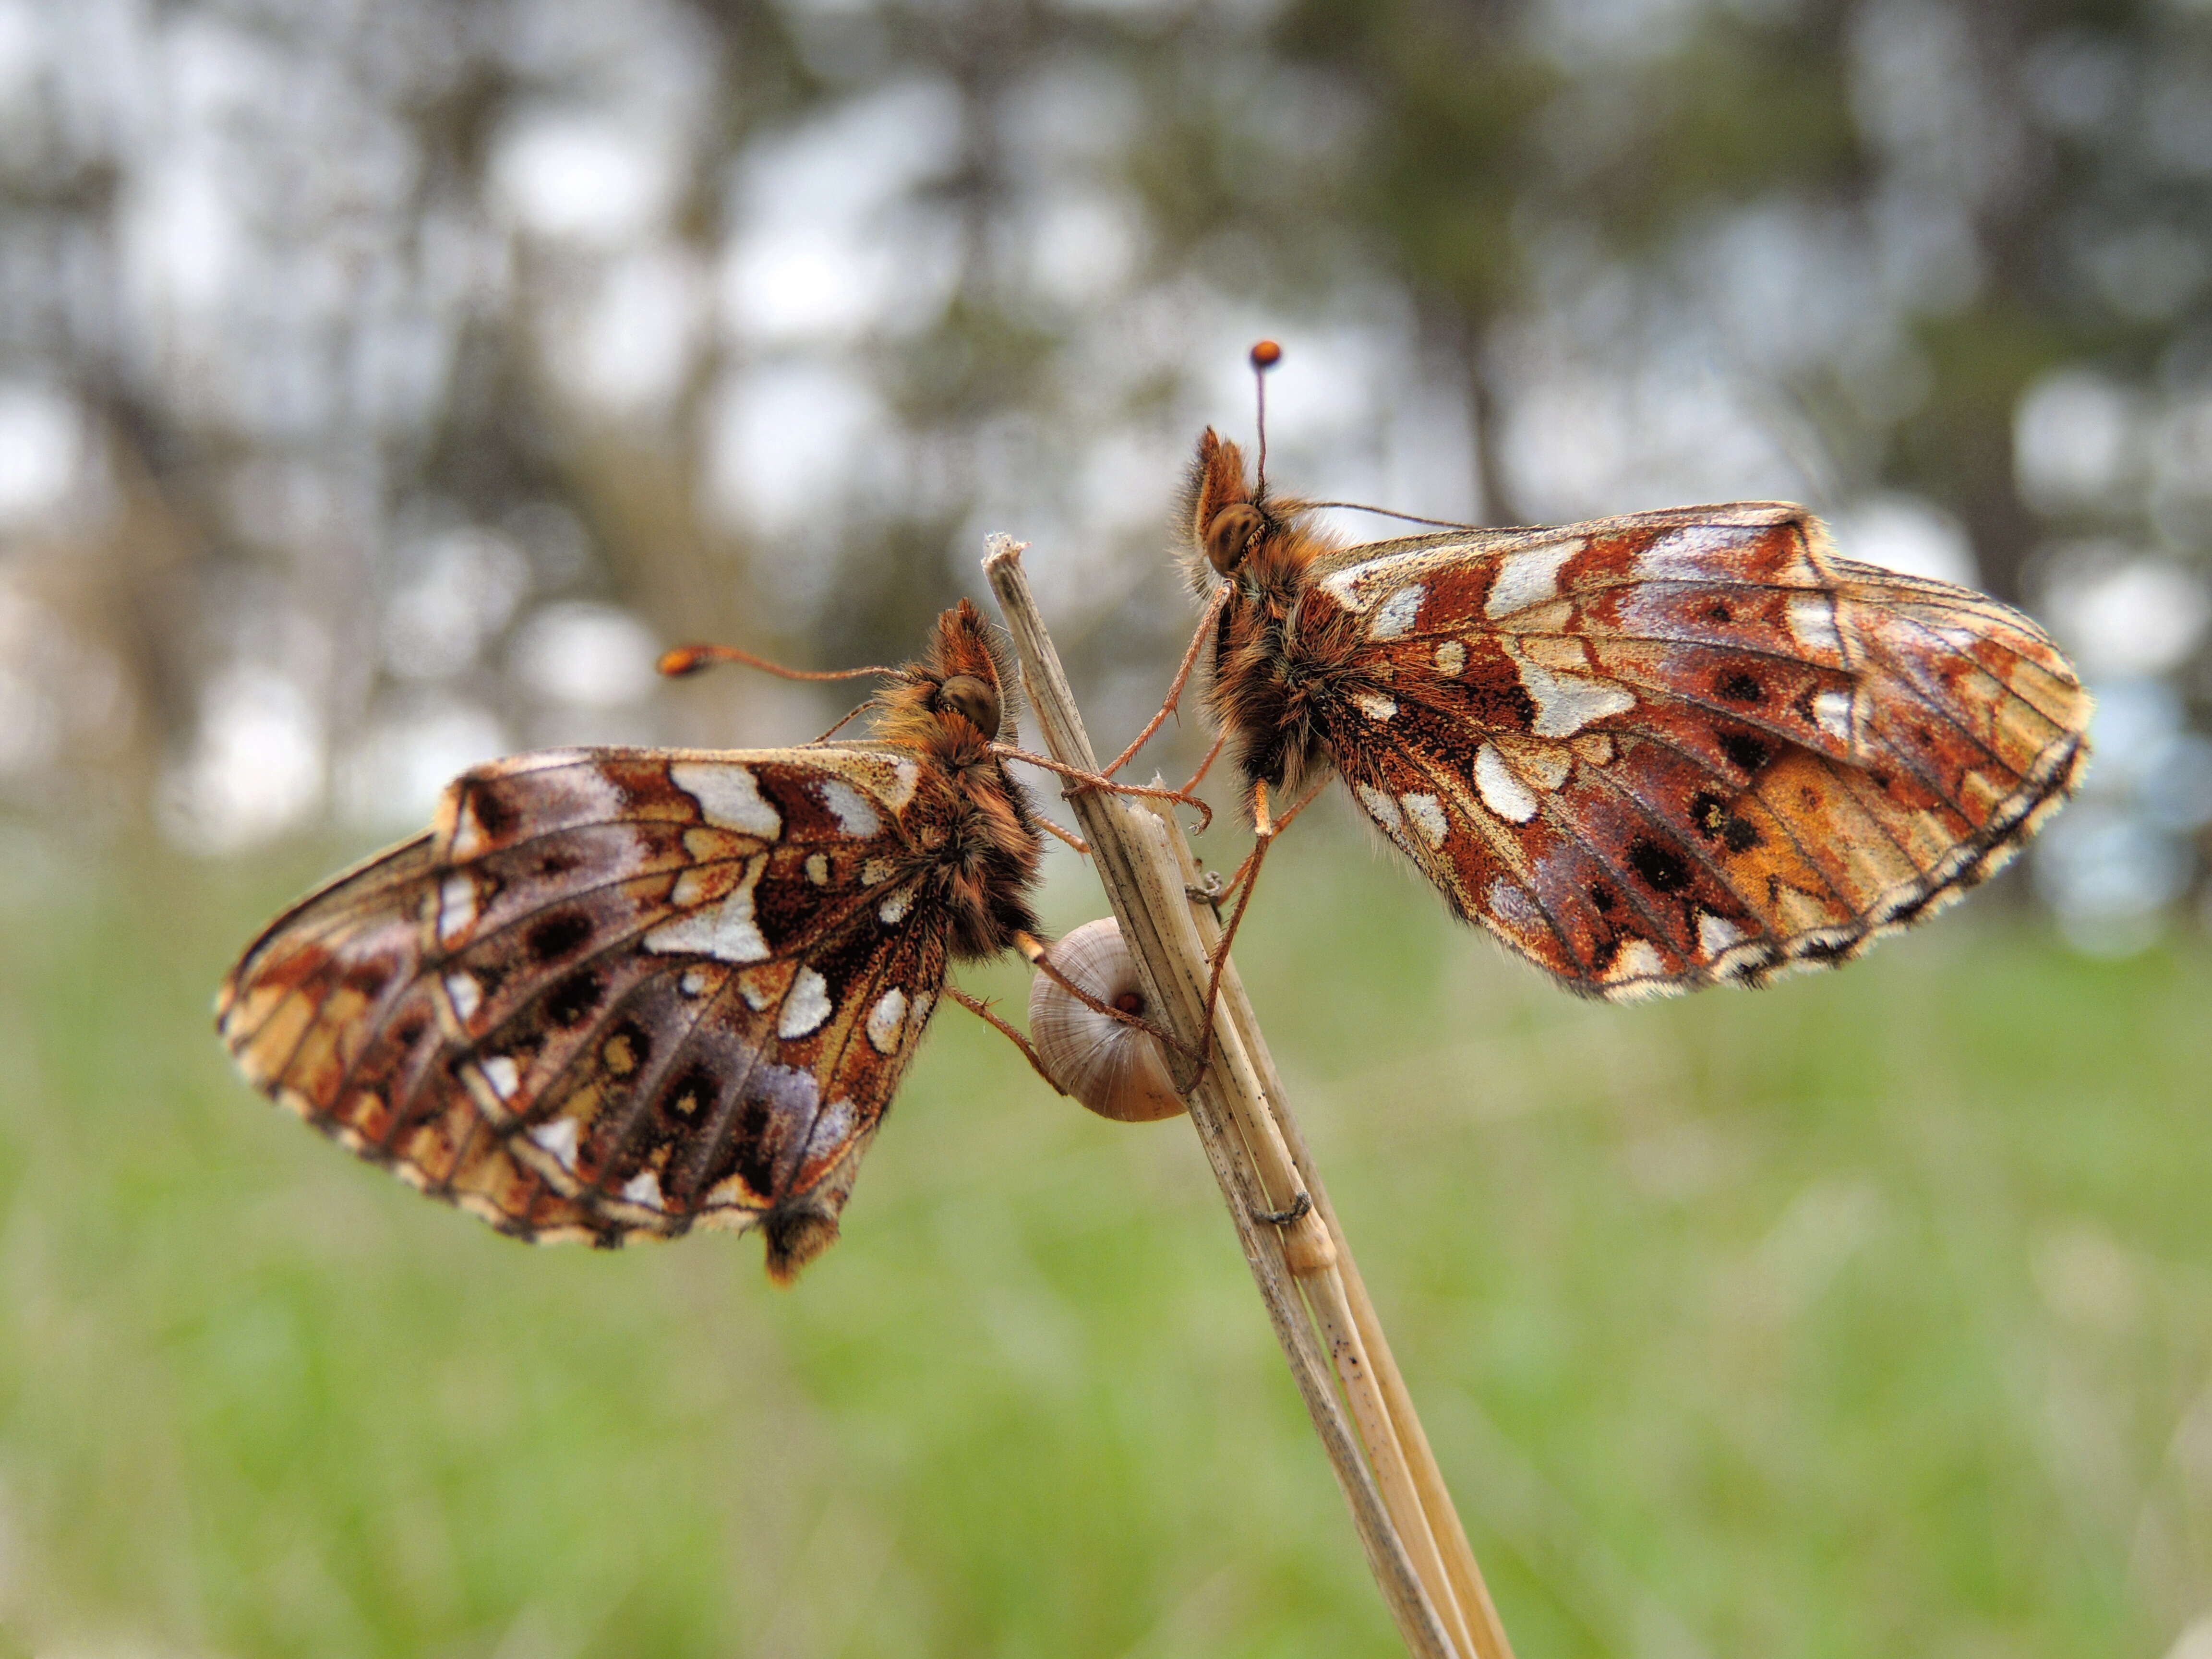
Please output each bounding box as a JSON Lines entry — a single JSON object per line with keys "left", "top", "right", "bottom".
{"left": 984, "top": 536, "right": 1514, "bottom": 1659}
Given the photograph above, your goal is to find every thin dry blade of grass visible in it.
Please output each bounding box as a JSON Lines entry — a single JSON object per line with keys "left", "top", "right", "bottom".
{"left": 985, "top": 534, "right": 1513, "bottom": 1659}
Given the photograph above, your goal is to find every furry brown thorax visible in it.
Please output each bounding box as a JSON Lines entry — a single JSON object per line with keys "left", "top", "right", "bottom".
{"left": 873, "top": 599, "right": 1044, "bottom": 961}
{"left": 1182, "top": 429, "right": 1359, "bottom": 800}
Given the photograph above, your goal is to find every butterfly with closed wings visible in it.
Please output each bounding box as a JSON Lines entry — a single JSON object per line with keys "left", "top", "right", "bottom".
{"left": 218, "top": 601, "right": 1050, "bottom": 1281}
{"left": 1170, "top": 375, "right": 2090, "bottom": 1002}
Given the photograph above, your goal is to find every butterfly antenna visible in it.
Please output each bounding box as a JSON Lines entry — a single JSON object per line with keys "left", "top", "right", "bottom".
{"left": 1250, "top": 338, "right": 1281, "bottom": 499}
{"left": 658, "top": 643, "right": 896, "bottom": 683}
{"left": 1302, "top": 501, "right": 1485, "bottom": 531}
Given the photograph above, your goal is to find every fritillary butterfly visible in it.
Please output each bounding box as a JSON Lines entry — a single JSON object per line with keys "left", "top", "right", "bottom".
{"left": 1181, "top": 428, "right": 2092, "bottom": 999}
{"left": 218, "top": 601, "right": 1045, "bottom": 1280}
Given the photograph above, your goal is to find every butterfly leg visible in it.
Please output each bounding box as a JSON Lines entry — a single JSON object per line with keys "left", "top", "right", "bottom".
{"left": 1035, "top": 814, "right": 1090, "bottom": 855}
{"left": 990, "top": 745, "right": 1215, "bottom": 833}
{"left": 946, "top": 986, "right": 1068, "bottom": 1094}
{"left": 1099, "top": 585, "right": 1230, "bottom": 780}
{"left": 1192, "top": 772, "right": 1334, "bottom": 1068}
{"left": 1194, "top": 780, "right": 1279, "bottom": 1071}
{"left": 1180, "top": 728, "right": 1229, "bottom": 796}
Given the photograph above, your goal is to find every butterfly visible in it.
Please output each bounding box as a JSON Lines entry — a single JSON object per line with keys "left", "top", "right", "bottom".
{"left": 1175, "top": 427, "right": 2092, "bottom": 1000}
{"left": 217, "top": 601, "right": 1047, "bottom": 1281}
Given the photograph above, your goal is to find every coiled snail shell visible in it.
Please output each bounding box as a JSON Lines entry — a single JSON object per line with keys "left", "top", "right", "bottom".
{"left": 1027, "top": 918, "right": 1186, "bottom": 1123}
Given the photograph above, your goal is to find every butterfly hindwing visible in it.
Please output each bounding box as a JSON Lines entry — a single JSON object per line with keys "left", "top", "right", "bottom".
{"left": 1269, "top": 502, "right": 2088, "bottom": 998}
{"left": 217, "top": 832, "right": 611, "bottom": 1241}
{"left": 221, "top": 598, "right": 1042, "bottom": 1279}
{"left": 220, "top": 745, "right": 955, "bottom": 1266}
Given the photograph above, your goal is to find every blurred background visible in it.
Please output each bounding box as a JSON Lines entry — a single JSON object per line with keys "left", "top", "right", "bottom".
{"left": 0, "top": 0, "right": 2208, "bottom": 1655}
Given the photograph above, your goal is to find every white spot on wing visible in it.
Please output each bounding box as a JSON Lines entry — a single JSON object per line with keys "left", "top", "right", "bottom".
{"left": 1369, "top": 584, "right": 1426, "bottom": 639}
{"left": 1606, "top": 938, "right": 1668, "bottom": 983}
{"left": 804, "top": 1096, "right": 857, "bottom": 1161}
{"left": 1400, "top": 793, "right": 1448, "bottom": 848}
{"left": 860, "top": 857, "right": 893, "bottom": 887}
{"left": 817, "top": 779, "right": 880, "bottom": 838}
{"left": 866, "top": 987, "right": 908, "bottom": 1054}
{"left": 1697, "top": 913, "right": 1745, "bottom": 955}
{"left": 875, "top": 757, "right": 920, "bottom": 810}
{"left": 878, "top": 887, "right": 914, "bottom": 926}
{"left": 1516, "top": 661, "right": 1637, "bottom": 737}
{"left": 1635, "top": 523, "right": 1757, "bottom": 580}
{"left": 777, "top": 967, "right": 832, "bottom": 1039}
{"left": 671, "top": 762, "right": 781, "bottom": 839}
{"left": 1485, "top": 540, "right": 1581, "bottom": 618}
{"left": 621, "top": 1170, "right": 664, "bottom": 1210}
{"left": 437, "top": 875, "right": 476, "bottom": 944}
{"left": 480, "top": 1056, "right": 520, "bottom": 1099}
{"left": 680, "top": 968, "right": 708, "bottom": 997}
{"left": 443, "top": 973, "right": 481, "bottom": 1022}
{"left": 529, "top": 1116, "right": 579, "bottom": 1170}
{"left": 1786, "top": 592, "right": 1842, "bottom": 657}
{"left": 1813, "top": 687, "right": 1854, "bottom": 741}
{"left": 1474, "top": 744, "right": 1539, "bottom": 823}
{"left": 1354, "top": 783, "right": 1402, "bottom": 832}
{"left": 449, "top": 801, "right": 490, "bottom": 861}
{"left": 644, "top": 854, "right": 769, "bottom": 961}
{"left": 804, "top": 852, "right": 830, "bottom": 886}
{"left": 1485, "top": 878, "right": 1544, "bottom": 936}
{"left": 1433, "top": 640, "right": 1466, "bottom": 676}
{"left": 1351, "top": 690, "right": 1397, "bottom": 721}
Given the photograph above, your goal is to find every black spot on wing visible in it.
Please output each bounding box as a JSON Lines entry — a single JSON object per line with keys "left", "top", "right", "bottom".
{"left": 1717, "top": 729, "right": 1774, "bottom": 775}
{"left": 1690, "top": 791, "right": 1766, "bottom": 854}
{"left": 1721, "top": 817, "right": 1763, "bottom": 853}
{"left": 732, "top": 1098, "right": 777, "bottom": 1199}
{"left": 527, "top": 911, "right": 593, "bottom": 963}
{"left": 466, "top": 781, "right": 520, "bottom": 841}
{"left": 662, "top": 1063, "right": 719, "bottom": 1124}
{"left": 545, "top": 967, "right": 604, "bottom": 1029}
{"left": 1628, "top": 836, "right": 1692, "bottom": 894}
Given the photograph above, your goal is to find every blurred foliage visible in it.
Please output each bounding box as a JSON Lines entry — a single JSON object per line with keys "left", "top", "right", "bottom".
{"left": 0, "top": 0, "right": 2207, "bottom": 856}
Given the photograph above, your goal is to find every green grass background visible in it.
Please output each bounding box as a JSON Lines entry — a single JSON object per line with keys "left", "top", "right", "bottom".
{"left": 0, "top": 819, "right": 2207, "bottom": 1659}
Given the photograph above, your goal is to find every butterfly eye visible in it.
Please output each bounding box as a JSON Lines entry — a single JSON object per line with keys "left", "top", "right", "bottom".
{"left": 1204, "top": 504, "right": 1265, "bottom": 574}
{"left": 933, "top": 673, "right": 1001, "bottom": 739}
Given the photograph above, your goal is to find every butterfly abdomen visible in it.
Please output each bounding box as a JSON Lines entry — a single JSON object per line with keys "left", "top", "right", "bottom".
{"left": 907, "top": 750, "right": 1042, "bottom": 962}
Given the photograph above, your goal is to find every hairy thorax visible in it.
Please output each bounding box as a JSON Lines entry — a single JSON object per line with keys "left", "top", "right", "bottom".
{"left": 1214, "top": 546, "right": 1367, "bottom": 798}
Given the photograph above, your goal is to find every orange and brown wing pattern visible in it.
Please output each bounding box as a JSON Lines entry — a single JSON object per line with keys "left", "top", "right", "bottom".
{"left": 220, "top": 746, "right": 951, "bottom": 1274}
{"left": 215, "top": 833, "right": 609, "bottom": 1241}
{"left": 1300, "top": 505, "right": 2089, "bottom": 998}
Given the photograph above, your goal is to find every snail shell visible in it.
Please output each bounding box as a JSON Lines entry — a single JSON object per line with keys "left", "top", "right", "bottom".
{"left": 1027, "top": 918, "right": 1186, "bottom": 1123}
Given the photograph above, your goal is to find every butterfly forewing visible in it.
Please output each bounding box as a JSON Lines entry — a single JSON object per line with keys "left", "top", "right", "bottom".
{"left": 220, "top": 587, "right": 1042, "bottom": 1282}
{"left": 413, "top": 748, "right": 948, "bottom": 1241}
{"left": 1196, "top": 453, "right": 2090, "bottom": 999}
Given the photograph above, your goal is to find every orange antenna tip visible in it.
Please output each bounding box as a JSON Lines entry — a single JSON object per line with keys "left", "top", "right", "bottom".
{"left": 654, "top": 639, "right": 898, "bottom": 684}
{"left": 1250, "top": 339, "right": 1282, "bottom": 370}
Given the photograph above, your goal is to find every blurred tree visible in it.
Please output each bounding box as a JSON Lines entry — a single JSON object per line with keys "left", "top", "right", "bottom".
{"left": 0, "top": 0, "right": 2205, "bottom": 934}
